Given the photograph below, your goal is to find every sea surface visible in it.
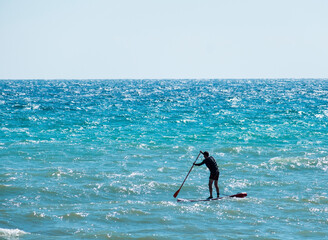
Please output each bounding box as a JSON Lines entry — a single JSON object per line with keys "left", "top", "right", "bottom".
{"left": 1, "top": 79, "right": 328, "bottom": 239}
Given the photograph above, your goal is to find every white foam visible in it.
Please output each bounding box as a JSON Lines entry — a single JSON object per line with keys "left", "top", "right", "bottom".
{"left": 128, "top": 172, "right": 144, "bottom": 178}
{"left": 0, "top": 228, "right": 29, "bottom": 238}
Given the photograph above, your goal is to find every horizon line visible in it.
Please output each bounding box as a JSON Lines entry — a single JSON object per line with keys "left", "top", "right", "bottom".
{"left": 0, "top": 78, "right": 328, "bottom": 81}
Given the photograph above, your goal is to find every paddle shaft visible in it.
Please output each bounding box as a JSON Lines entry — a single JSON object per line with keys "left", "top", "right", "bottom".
{"left": 173, "top": 152, "right": 202, "bottom": 198}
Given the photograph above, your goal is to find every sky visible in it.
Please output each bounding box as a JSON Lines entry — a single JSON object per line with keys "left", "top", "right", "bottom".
{"left": 0, "top": 0, "right": 327, "bottom": 79}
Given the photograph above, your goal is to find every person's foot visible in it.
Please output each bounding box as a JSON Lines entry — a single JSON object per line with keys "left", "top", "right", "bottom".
{"left": 207, "top": 196, "right": 213, "bottom": 200}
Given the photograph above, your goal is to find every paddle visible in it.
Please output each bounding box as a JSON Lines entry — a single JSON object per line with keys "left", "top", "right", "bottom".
{"left": 173, "top": 152, "right": 202, "bottom": 198}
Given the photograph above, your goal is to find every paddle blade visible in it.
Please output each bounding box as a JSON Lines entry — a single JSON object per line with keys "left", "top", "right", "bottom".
{"left": 231, "top": 192, "right": 247, "bottom": 198}
{"left": 173, "top": 189, "right": 180, "bottom": 198}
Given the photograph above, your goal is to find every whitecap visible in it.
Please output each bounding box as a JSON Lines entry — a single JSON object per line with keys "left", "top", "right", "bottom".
{"left": 266, "top": 156, "right": 328, "bottom": 171}
{"left": 226, "top": 97, "right": 241, "bottom": 103}
{"left": 323, "top": 110, "right": 328, "bottom": 117}
{"left": 62, "top": 212, "right": 89, "bottom": 219}
{"left": 137, "top": 144, "right": 148, "bottom": 149}
{"left": 227, "top": 179, "right": 250, "bottom": 189}
{"left": 0, "top": 228, "right": 29, "bottom": 238}
{"left": 128, "top": 172, "right": 145, "bottom": 178}
{"left": 315, "top": 114, "right": 324, "bottom": 119}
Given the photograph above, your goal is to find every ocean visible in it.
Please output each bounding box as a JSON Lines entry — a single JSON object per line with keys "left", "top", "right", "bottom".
{"left": 0, "top": 79, "right": 327, "bottom": 239}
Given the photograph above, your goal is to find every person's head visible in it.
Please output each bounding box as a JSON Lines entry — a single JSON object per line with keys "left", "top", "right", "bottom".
{"left": 203, "top": 151, "right": 209, "bottom": 157}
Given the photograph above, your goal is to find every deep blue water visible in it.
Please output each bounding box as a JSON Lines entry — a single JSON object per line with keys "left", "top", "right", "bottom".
{"left": 1, "top": 79, "right": 328, "bottom": 239}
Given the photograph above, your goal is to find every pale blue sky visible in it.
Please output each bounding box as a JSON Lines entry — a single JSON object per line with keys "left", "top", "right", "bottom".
{"left": 0, "top": 0, "right": 327, "bottom": 79}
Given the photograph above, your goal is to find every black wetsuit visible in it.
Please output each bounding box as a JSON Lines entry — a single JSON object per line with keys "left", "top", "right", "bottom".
{"left": 195, "top": 156, "right": 220, "bottom": 180}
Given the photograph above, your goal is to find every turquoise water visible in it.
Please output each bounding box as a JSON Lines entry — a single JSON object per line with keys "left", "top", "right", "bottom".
{"left": 1, "top": 79, "right": 327, "bottom": 239}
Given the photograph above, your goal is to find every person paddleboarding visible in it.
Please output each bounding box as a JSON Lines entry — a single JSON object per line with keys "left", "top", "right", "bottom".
{"left": 194, "top": 151, "right": 220, "bottom": 199}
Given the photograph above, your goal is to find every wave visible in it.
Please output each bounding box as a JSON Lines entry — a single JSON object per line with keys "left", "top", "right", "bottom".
{"left": 0, "top": 184, "right": 24, "bottom": 193}
{"left": 262, "top": 156, "right": 328, "bottom": 171}
{"left": 62, "top": 212, "right": 89, "bottom": 220}
{"left": 0, "top": 228, "right": 29, "bottom": 239}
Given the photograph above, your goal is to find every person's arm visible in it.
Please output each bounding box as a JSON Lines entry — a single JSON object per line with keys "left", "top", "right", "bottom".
{"left": 194, "top": 160, "right": 205, "bottom": 166}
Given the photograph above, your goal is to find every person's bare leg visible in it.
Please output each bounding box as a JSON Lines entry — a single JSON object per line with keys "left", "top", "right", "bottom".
{"left": 208, "top": 179, "right": 214, "bottom": 198}
{"left": 214, "top": 180, "right": 219, "bottom": 197}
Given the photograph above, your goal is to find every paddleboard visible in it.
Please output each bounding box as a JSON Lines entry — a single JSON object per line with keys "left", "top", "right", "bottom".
{"left": 177, "top": 192, "right": 247, "bottom": 202}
